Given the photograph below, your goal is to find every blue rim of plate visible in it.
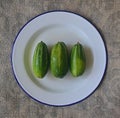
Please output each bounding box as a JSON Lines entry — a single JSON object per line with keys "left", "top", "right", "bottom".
{"left": 11, "top": 10, "right": 108, "bottom": 107}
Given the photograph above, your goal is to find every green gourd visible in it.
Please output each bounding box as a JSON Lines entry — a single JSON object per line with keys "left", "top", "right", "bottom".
{"left": 32, "top": 41, "right": 49, "bottom": 78}
{"left": 70, "top": 42, "right": 86, "bottom": 77}
{"left": 50, "top": 42, "right": 68, "bottom": 78}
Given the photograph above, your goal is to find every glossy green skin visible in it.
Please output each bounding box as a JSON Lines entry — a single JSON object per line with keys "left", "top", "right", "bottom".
{"left": 50, "top": 42, "right": 68, "bottom": 78}
{"left": 70, "top": 42, "right": 86, "bottom": 77}
{"left": 32, "top": 41, "right": 49, "bottom": 78}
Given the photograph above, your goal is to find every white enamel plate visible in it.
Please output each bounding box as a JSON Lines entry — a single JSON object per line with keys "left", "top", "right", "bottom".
{"left": 11, "top": 11, "right": 107, "bottom": 106}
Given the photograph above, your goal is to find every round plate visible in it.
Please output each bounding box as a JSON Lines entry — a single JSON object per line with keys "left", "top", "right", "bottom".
{"left": 11, "top": 11, "right": 107, "bottom": 106}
